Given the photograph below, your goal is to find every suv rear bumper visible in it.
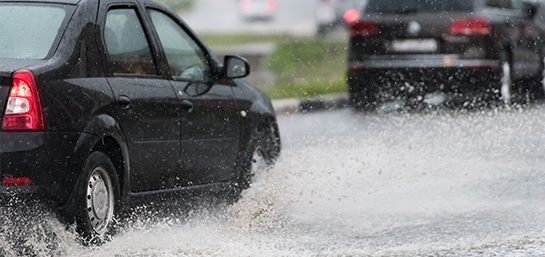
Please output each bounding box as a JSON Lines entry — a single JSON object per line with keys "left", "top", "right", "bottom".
{"left": 349, "top": 55, "right": 498, "bottom": 69}
{"left": 347, "top": 57, "right": 502, "bottom": 101}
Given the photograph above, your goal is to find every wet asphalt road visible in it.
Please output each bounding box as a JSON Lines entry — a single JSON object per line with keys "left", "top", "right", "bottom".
{"left": 3, "top": 104, "right": 545, "bottom": 256}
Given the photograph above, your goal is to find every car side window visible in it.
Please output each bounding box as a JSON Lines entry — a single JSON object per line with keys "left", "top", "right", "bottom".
{"left": 148, "top": 9, "right": 211, "bottom": 82}
{"left": 509, "top": 0, "right": 525, "bottom": 12}
{"left": 486, "top": 0, "right": 512, "bottom": 9}
{"left": 486, "top": 0, "right": 524, "bottom": 11}
{"left": 104, "top": 8, "right": 157, "bottom": 76}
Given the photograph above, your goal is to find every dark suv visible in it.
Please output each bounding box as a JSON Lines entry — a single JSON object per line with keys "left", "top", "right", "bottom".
{"left": 0, "top": 0, "right": 280, "bottom": 242}
{"left": 347, "top": 0, "right": 545, "bottom": 110}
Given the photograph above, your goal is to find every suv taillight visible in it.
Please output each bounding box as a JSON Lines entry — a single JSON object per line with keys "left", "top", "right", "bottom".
{"left": 350, "top": 20, "right": 379, "bottom": 37}
{"left": 450, "top": 17, "right": 491, "bottom": 35}
{"left": 2, "top": 70, "right": 44, "bottom": 131}
{"left": 344, "top": 8, "right": 359, "bottom": 24}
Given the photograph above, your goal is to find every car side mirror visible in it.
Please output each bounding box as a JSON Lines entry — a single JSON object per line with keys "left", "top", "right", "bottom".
{"left": 224, "top": 55, "right": 250, "bottom": 79}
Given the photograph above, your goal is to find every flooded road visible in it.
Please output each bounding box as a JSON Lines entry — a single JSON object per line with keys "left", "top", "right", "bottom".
{"left": 3, "top": 106, "right": 545, "bottom": 256}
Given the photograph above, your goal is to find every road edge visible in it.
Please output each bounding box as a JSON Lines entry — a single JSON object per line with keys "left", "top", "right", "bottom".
{"left": 272, "top": 92, "right": 349, "bottom": 115}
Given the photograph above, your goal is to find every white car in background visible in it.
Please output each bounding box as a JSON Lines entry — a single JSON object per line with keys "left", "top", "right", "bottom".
{"left": 238, "top": 0, "right": 277, "bottom": 22}
{"left": 315, "top": 0, "right": 366, "bottom": 35}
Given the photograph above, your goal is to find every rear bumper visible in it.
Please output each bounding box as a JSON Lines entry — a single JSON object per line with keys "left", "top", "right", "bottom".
{"left": 0, "top": 132, "right": 89, "bottom": 204}
{"left": 349, "top": 55, "right": 498, "bottom": 69}
{"left": 240, "top": 9, "right": 275, "bottom": 19}
{"left": 347, "top": 57, "right": 502, "bottom": 99}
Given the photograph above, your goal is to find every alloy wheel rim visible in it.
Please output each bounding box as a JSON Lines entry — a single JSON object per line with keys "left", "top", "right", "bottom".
{"left": 86, "top": 166, "right": 114, "bottom": 235}
{"left": 251, "top": 147, "right": 267, "bottom": 175}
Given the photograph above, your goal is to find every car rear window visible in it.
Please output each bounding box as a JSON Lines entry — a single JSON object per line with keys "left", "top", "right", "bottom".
{"left": 0, "top": 4, "right": 68, "bottom": 60}
{"left": 363, "top": 0, "right": 472, "bottom": 14}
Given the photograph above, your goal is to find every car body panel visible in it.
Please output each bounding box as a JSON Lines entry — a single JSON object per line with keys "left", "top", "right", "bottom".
{"left": 0, "top": 0, "right": 279, "bottom": 211}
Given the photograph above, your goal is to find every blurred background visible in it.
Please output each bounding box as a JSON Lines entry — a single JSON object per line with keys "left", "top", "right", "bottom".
{"left": 156, "top": 0, "right": 364, "bottom": 100}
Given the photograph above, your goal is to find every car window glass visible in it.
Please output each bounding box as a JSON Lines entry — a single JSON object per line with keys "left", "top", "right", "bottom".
{"left": 510, "top": 0, "right": 524, "bottom": 11}
{"left": 486, "top": 0, "right": 509, "bottom": 9}
{"left": 537, "top": 3, "right": 545, "bottom": 24}
{"left": 363, "top": 0, "right": 472, "bottom": 14}
{"left": 148, "top": 9, "right": 211, "bottom": 82}
{"left": 104, "top": 8, "right": 157, "bottom": 75}
{"left": 487, "top": 0, "right": 525, "bottom": 11}
{"left": 0, "top": 5, "right": 66, "bottom": 59}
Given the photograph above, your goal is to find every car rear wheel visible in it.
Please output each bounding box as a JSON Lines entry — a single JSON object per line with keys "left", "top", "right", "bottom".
{"left": 529, "top": 55, "right": 545, "bottom": 101}
{"left": 348, "top": 78, "right": 377, "bottom": 111}
{"left": 64, "top": 151, "right": 119, "bottom": 245}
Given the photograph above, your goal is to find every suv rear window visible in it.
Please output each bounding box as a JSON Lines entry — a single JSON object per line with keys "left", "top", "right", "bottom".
{"left": 363, "top": 0, "right": 472, "bottom": 14}
{"left": 0, "top": 4, "right": 68, "bottom": 60}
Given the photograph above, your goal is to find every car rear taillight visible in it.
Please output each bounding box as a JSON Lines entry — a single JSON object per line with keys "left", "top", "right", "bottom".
{"left": 266, "top": 0, "right": 277, "bottom": 10}
{"left": 343, "top": 8, "right": 359, "bottom": 24}
{"left": 450, "top": 17, "right": 491, "bottom": 35}
{"left": 239, "top": 0, "right": 250, "bottom": 10}
{"left": 2, "top": 70, "right": 44, "bottom": 131}
{"left": 350, "top": 20, "right": 380, "bottom": 37}
{"left": 2, "top": 176, "right": 32, "bottom": 186}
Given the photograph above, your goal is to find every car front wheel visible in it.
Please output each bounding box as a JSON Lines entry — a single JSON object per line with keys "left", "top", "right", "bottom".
{"left": 228, "top": 121, "right": 280, "bottom": 201}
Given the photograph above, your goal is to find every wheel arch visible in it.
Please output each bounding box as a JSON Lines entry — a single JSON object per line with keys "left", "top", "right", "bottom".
{"left": 70, "top": 114, "right": 130, "bottom": 206}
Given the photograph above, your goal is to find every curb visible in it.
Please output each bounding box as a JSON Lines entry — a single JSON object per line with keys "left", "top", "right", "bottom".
{"left": 272, "top": 93, "right": 350, "bottom": 115}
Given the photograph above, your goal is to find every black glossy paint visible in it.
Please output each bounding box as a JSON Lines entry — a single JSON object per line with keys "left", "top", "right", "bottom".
{"left": 347, "top": 0, "right": 545, "bottom": 106}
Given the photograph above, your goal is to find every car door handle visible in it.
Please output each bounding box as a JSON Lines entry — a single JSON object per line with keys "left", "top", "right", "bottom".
{"left": 181, "top": 99, "right": 194, "bottom": 113}
{"left": 118, "top": 95, "right": 131, "bottom": 109}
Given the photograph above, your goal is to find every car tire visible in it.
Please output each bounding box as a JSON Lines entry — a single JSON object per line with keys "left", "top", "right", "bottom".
{"left": 529, "top": 54, "right": 545, "bottom": 101}
{"left": 63, "top": 151, "right": 120, "bottom": 245}
{"left": 228, "top": 121, "right": 280, "bottom": 202}
{"left": 494, "top": 51, "right": 513, "bottom": 106}
{"left": 348, "top": 79, "right": 377, "bottom": 111}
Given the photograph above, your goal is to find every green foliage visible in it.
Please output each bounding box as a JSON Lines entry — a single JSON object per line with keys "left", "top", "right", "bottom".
{"left": 265, "top": 37, "right": 348, "bottom": 99}
{"left": 157, "top": 0, "right": 194, "bottom": 12}
{"left": 198, "top": 33, "right": 286, "bottom": 46}
{"left": 263, "top": 75, "right": 347, "bottom": 99}
{"left": 197, "top": 33, "right": 349, "bottom": 100}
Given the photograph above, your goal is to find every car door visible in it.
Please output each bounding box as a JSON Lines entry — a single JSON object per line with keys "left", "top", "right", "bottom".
{"left": 146, "top": 7, "right": 241, "bottom": 186}
{"left": 99, "top": 2, "right": 181, "bottom": 192}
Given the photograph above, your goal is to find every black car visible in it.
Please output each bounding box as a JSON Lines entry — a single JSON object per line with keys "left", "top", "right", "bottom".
{"left": 347, "top": 0, "right": 545, "bottom": 110}
{"left": 530, "top": 0, "right": 545, "bottom": 33}
{"left": 0, "top": 0, "right": 280, "bottom": 243}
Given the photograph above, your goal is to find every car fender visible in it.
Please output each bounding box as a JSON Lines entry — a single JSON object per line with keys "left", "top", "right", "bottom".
{"left": 233, "top": 79, "right": 278, "bottom": 155}
{"left": 68, "top": 114, "right": 131, "bottom": 204}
